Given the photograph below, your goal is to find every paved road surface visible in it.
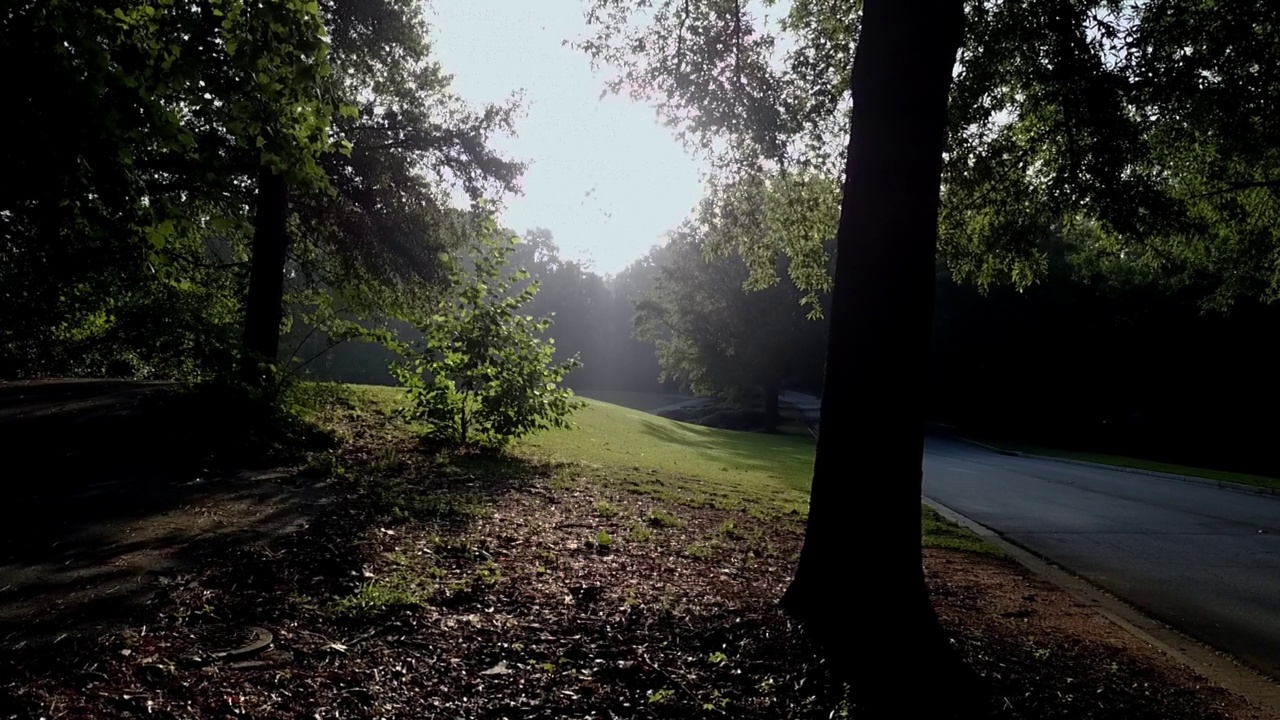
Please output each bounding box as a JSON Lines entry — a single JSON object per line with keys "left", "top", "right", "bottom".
{"left": 923, "top": 437, "right": 1280, "bottom": 679}
{"left": 779, "top": 391, "right": 820, "bottom": 435}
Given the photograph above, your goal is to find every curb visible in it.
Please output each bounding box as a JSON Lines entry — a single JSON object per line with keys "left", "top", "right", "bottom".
{"left": 957, "top": 438, "right": 1279, "bottom": 498}
{"left": 922, "top": 497, "right": 1280, "bottom": 718}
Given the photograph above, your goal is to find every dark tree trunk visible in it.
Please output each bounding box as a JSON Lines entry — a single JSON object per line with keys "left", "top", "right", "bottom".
{"left": 240, "top": 166, "right": 290, "bottom": 385}
{"left": 762, "top": 385, "right": 780, "bottom": 432}
{"left": 780, "top": 0, "right": 969, "bottom": 709}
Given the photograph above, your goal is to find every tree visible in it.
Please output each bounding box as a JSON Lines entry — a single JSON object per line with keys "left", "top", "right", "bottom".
{"left": 1, "top": 0, "right": 254, "bottom": 378}
{"left": 582, "top": 0, "right": 1280, "bottom": 311}
{"left": 598, "top": 244, "right": 677, "bottom": 392}
{"left": 392, "top": 228, "right": 581, "bottom": 447}
{"left": 930, "top": 222, "right": 1280, "bottom": 479}
{"left": 1, "top": 0, "right": 520, "bottom": 385}
{"left": 507, "top": 229, "right": 611, "bottom": 388}
{"left": 241, "top": 0, "right": 522, "bottom": 383}
{"left": 586, "top": 0, "right": 974, "bottom": 703}
{"left": 283, "top": 0, "right": 522, "bottom": 365}
{"left": 503, "top": 228, "right": 673, "bottom": 395}
{"left": 582, "top": 1, "right": 969, "bottom": 702}
{"left": 776, "top": 3, "right": 967, "bottom": 707}
{"left": 635, "top": 231, "right": 827, "bottom": 429}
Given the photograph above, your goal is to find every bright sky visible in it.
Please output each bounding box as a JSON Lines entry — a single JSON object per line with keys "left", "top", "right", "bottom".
{"left": 428, "top": 0, "right": 706, "bottom": 275}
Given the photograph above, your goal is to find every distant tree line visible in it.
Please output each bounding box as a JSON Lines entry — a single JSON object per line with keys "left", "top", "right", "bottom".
{"left": 290, "top": 228, "right": 673, "bottom": 395}
{"left": 931, "top": 226, "right": 1280, "bottom": 477}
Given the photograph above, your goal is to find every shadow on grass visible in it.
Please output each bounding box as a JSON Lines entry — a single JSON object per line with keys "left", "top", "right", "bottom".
{"left": 634, "top": 417, "right": 815, "bottom": 487}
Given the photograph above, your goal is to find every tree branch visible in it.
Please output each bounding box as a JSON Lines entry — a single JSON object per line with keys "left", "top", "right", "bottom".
{"left": 733, "top": 0, "right": 745, "bottom": 102}
{"left": 1187, "top": 179, "right": 1280, "bottom": 200}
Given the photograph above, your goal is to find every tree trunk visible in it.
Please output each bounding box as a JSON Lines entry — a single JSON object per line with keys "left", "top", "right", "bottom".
{"left": 240, "top": 166, "right": 290, "bottom": 385}
{"left": 762, "top": 385, "right": 780, "bottom": 432}
{"left": 780, "top": 0, "right": 969, "bottom": 709}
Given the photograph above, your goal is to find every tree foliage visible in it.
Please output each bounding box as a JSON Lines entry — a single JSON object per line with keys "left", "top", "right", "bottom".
{"left": 392, "top": 228, "right": 582, "bottom": 448}
{"left": 635, "top": 229, "right": 828, "bottom": 413}
{"left": 1, "top": 0, "right": 519, "bottom": 380}
{"left": 932, "top": 223, "right": 1280, "bottom": 476}
{"left": 579, "top": 0, "right": 1280, "bottom": 308}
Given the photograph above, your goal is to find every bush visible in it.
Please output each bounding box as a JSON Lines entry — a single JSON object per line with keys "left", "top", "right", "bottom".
{"left": 392, "top": 227, "right": 583, "bottom": 447}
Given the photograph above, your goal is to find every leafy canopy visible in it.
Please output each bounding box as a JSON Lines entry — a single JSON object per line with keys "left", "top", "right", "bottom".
{"left": 635, "top": 227, "right": 828, "bottom": 400}
{"left": 1, "top": 0, "right": 521, "bottom": 378}
{"left": 580, "top": 0, "right": 1280, "bottom": 308}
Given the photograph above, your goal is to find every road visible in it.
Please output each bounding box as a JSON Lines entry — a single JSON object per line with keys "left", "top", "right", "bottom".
{"left": 923, "top": 437, "right": 1280, "bottom": 679}
{"left": 779, "top": 391, "right": 821, "bottom": 435}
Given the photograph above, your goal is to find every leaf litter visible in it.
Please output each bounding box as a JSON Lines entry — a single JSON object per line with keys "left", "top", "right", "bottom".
{"left": 0, "top": 421, "right": 1271, "bottom": 719}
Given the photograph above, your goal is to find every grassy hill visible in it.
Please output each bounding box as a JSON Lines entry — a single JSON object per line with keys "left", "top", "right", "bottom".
{"left": 519, "top": 398, "right": 817, "bottom": 516}
{"left": 342, "top": 386, "right": 993, "bottom": 553}
{"left": 519, "top": 396, "right": 996, "bottom": 555}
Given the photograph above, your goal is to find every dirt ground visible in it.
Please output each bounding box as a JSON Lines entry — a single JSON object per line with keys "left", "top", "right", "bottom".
{"left": 0, "top": 470, "right": 329, "bottom": 639}
{"left": 0, "top": 380, "right": 331, "bottom": 640}
{"left": 1, "top": 441, "right": 1274, "bottom": 719}
{"left": 1, "top": 387, "right": 1274, "bottom": 718}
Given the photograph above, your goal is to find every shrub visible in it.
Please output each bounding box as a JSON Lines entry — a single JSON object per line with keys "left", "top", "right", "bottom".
{"left": 392, "top": 226, "right": 583, "bottom": 447}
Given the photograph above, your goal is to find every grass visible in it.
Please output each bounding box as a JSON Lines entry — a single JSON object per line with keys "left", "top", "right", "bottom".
{"left": 520, "top": 395, "right": 1003, "bottom": 555}
{"left": 593, "top": 500, "right": 620, "bottom": 518}
{"left": 627, "top": 523, "right": 654, "bottom": 542}
{"left": 343, "top": 383, "right": 412, "bottom": 418}
{"left": 984, "top": 440, "right": 1280, "bottom": 492}
{"left": 519, "top": 398, "right": 817, "bottom": 514}
{"left": 921, "top": 506, "right": 1009, "bottom": 559}
{"left": 331, "top": 552, "right": 436, "bottom": 617}
{"left": 330, "top": 386, "right": 1000, "bottom": 557}
{"left": 574, "top": 389, "right": 699, "bottom": 412}
{"left": 646, "top": 507, "right": 686, "bottom": 528}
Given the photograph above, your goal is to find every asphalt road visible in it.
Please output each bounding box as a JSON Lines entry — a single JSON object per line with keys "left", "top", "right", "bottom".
{"left": 922, "top": 437, "right": 1280, "bottom": 679}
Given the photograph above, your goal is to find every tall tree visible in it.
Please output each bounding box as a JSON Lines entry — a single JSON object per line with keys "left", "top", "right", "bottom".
{"left": 635, "top": 230, "right": 827, "bottom": 428}
{"left": 240, "top": 0, "right": 523, "bottom": 382}
{"left": 781, "top": 0, "right": 967, "bottom": 706}
{"left": 583, "top": 0, "right": 1280, "bottom": 310}
{"left": 2, "top": 0, "right": 518, "bottom": 382}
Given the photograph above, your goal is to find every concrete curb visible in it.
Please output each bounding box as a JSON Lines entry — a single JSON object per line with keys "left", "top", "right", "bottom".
{"left": 957, "top": 438, "right": 1279, "bottom": 498}
{"left": 922, "top": 497, "right": 1280, "bottom": 718}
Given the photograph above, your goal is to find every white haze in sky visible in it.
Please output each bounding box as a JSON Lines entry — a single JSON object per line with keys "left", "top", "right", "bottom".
{"left": 428, "top": 0, "right": 707, "bottom": 274}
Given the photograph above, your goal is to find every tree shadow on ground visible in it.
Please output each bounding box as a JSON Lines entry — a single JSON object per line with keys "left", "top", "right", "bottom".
{"left": 0, "top": 479, "right": 330, "bottom": 644}
{"left": 0, "top": 380, "right": 331, "bottom": 551}
{"left": 0, "top": 380, "right": 335, "bottom": 643}
{"left": 634, "top": 417, "right": 815, "bottom": 486}
{"left": 0, "top": 395, "right": 546, "bottom": 647}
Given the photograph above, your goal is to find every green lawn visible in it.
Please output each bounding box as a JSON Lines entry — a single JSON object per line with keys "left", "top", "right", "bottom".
{"left": 519, "top": 398, "right": 818, "bottom": 515}
{"left": 573, "top": 389, "right": 699, "bottom": 412}
{"left": 342, "top": 383, "right": 410, "bottom": 415}
{"left": 333, "top": 387, "right": 996, "bottom": 554}
{"left": 520, "top": 397, "right": 1003, "bottom": 555}
{"left": 987, "top": 441, "right": 1280, "bottom": 492}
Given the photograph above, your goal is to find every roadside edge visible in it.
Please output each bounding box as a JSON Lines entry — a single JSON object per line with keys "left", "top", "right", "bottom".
{"left": 923, "top": 496, "right": 1280, "bottom": 719}
{"left": 955, "top": 438, "right": 1278, "bottom": 498}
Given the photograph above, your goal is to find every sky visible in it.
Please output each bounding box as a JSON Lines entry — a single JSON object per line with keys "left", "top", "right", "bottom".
{"left": 427, "top": 0, "right": 707, "bottom": 275}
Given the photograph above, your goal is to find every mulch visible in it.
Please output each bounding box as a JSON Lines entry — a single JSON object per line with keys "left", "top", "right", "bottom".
{"left": 0, "top": 433, "right": 1271, "bottom": 719}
